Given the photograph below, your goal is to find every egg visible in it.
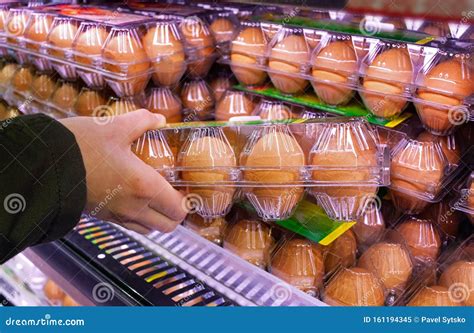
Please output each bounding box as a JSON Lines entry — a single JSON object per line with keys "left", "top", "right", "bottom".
{"left": 224, "top": 219, "right": 274, "bottom": 268}
{"left": 390, "top": 139, "right": 447, "bottom": 213}
{"left": 353, "top": 208, "right": 385, "bottom": 250}
{"left": 47, "top": 20, "right": 78, "bottom": 58}
{"left": 210, "top": 18, "right": 235, "bottom": 44}
{"left": 51, "top": 82, "right": 79, "bottom": 110}
{"left": 0, "top": 8, "right": 8, "bottom": 32}
{"left": 230, "top": 26, "right": 267, "bottom": 86}
{"left": 142, "top": 22, "right": 186, "bottom": 87}
{"left": 312, "top": 40, "right": 357, "bottom": 105}
{"left": 74, "top": 89, "right": 107, "bottom": 117}
{"left": 310, "top": 121, "right": 379, "bottom": 219}
{"left": 180, "top": 79, "right": 214, "bottom": 120}
{"left": 252, "top": 100, "right": 294, "bottom": 120}
{"left": 304, "top": 29, "right": 321, "bottom": 49}
{"left": 261, "top": 22, "right": 281, "bottom": 41}
{"left": 133, "top": 130, "right": 174, "bottom": 176}
{"left": 323, "top": 267, "right": 385, "bottom": 306}
{"left": 323, "top": 229, "right": 357, "bottom": 274}
{"left": 184, "top": 214, "right": 226, "bottom": 245}
{"left": 242, "top": 127, "right": 305, "bottom": 219}
{"left": 439, "top": 260, "right": 474, "bottom": 306}
{"left": 0, "top": 103, "right": 19, "bottom": 121}
{"left": 268, "top": 34, "right": 310, "bottom": 94}
{"left": 73, "top": 25, "right": 108, "bottom": 66}
{"left": 145, "top": 87, "right": 182, "bottom": 123}
{"left": 103, "top": 29, "right": 151, "bottom": 96}
{"left": 395, "top": 217, "right": 441, "bottom": 263}
{"left": 420, "top": 198, "right": 461, "bottom": 238}
{"left": 6, "top": 11, "right": 28, "bottom": 44}
{"left": 0, "top": 63, "right": 17, "bottom": 85}
{"left": 43, "top": 279, "right": 65, "bottom": 305}
{"left": 417, "top": 131, "right": 460, "bottom": 166}
{"left": 215, "top": 90, "right": 254, "bottom": 121}
{"left": 210, "top": 74, "right": 234, "bottom": 102}
{"left": 63, "top": 295, "right": 80, "bottom": 307}
{"left": 179, "top": 131, "right": 237, "bottom": 218}
{"left": 359, "top": 242, "right": 413, "bottom": 292}
{"left": 31, "top": 74, "right": 56, "bottom": 100}
{"left": 24, "top": 14, "right": 53, "bottom": 51}
{"left": 415, "top": 59, "right": 473, "bottom": 135}
{"left": 108, "top": 98, "right": 140, "bottom": 116}
{"left": 422, "top": 23, "right": 450, "bottom": 37}
{"left": 408, "top": 285, "right": 461, "bottom": 306}
{"left": 180, "top": 18, "right": 215, "bottom": 78}
{"left": 271, "top": 238, "right": 324, "bottom": 294}
{"left": 11, "top": 67, "right": 33, "bottom": 92}
{"left": 469, "top": 181, "right": 474, "bottom": 209}
{"left": 361, "top": 48, "right": 413, "bottom": 118}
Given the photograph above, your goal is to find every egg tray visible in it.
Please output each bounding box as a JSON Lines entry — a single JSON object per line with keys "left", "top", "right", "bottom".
{"left": 451, "top": 171, "right": 474, "bottom": 221}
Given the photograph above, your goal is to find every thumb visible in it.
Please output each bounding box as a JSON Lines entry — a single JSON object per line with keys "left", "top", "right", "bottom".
{"left": 115, "top": 109, "right": 166, "bottom": 143}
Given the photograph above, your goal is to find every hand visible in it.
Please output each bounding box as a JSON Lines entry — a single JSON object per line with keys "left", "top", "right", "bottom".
{"left": 60, "top": 109, "right": 187, "bottom": 234}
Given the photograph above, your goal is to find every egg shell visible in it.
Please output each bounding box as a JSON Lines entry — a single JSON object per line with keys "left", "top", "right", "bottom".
{"left": 31, "top": 74, "right": 56, "bottom": 100}
{"left": 268, "top": 34, "right": 310, "bottom": 94}
{"left": 312, "top": 40, "right": 357, "bottom": 105}
{"left": 224, "top": 219, "right": 274, "bottom": 268}
{"left": 51, "top": 82, "right": 79, "bottom": 110}
{"left": 11, "top": 67, "right": 33, "bottom": 92}
{"left": 108, "top": 98, "right": 140, "bottom": 116}
{"left": 359, "top": 242, "right": 413, "bottom": 291}
{"left": 180, "top": 19, "right": 215, "bottom": 78}
{"left": 408, "top": 285, "right": 461, "bottom": 306}
{"left": 439, "top": 260, "right": 474, "bottom": 306}
{"left": 145, "top": 87, "right": 182, "bottom": 123}
{"left": 63, "top": 295, "right": 80, "bottom": 307}
{"left": 24, "top": 14, "right": 53, "bottom": 51}
{"left": 395, "top": 217, "right": 441, "bottom": 262}
{"left": 323, "top": 229, "right": 357, "bottom": 274}
{"left": 252, "top": 100, "right": 294, "bottom": 120}
{"left": 271, "top": 238, "right": 324, "bottom": 293}
{"left": 416, "top": 59, "right": 473, "bottom": 135}
{"left": 323, "top": 267, "right": 385, "bottom": 306}
{"left": 0, "top": 63, "right": 17, "bottom": 85}
{"left": 469, "top": 182, "right": 474, "bottom": 209}
{"left": 353, "top": 208, "right": 385, "bottom": 249}
{"left": 230, "top": 27, "right": 267, "bottom": 86}
{"left": 210, "top": 18, "right": 234, "bottom": 43}
{"left": 417, "top": 131, "right": 460, "bottom": 166}
{"left": 73, "top": 25, "right": 108, "bottom": 66}
{"left": 180, "top": 79, "right": 214, "bottom": 120}
{"left": 180, "top": 133, "right": 237, "bottom": 217}
{"left": 6, "top": 11, "right": 28, "bottom": 44}
{"left": 43, "top": 279, "right": 65, "bottom": 305}
{"left": 133, "top": 130, "right": 174, "bottom": 176}
{"left": 422, "top": 23, "right": 449, "bottom": 37}
{"left": 184, "top": 214, "right": 226, "bottom": 245}
{"left": 74, "top": 89, "right": 107, "bottom": 117}
{"left": 0, "top": 9, "right": 8, "bottom": 31}
{"left": 243, "top": 128, "right": 305, "bottom": 218}
{"left": 210, "top": 75, "right": 234, "bottom": 102}
{"left": 47, "top": 20, "right": 78, "bottom": 58}
{"left": 361, "top": 48, "right": 413, "bottom": 118}
{"left": 142, "top": 23, "right": 186, "bottom": 87}
{"left": 215, "top": 91, "right": 254, "bottom": 121}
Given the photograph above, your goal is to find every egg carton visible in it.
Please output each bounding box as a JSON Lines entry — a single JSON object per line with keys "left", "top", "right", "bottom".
{"left": 0, "top": 4, "right": 224, "bottom": 97}
{"left": 221, "top": 22, "right": 474, "bottom": 135}
{"left": 451, "top": 171, "right": 474, "bottom": 224}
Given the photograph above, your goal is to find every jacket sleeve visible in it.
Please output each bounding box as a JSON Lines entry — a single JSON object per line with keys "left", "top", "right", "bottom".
{"left": 0, "top": 114, "right": 87, "bottom": 264}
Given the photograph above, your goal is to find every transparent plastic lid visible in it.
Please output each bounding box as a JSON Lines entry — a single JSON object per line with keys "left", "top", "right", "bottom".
{"left": 215, "top": 90, "right": 255, "bottom": 121}
{"left": 407, "top": 285, "right": 464, "bottom": 306}
{"left": 323, "top": 229, "right": 357, "bottom": 275}
{"left": 180, "top": 79, "right": 215, "bottom": 121}
{"left": 252, "top": 99, "right": 295, "bottom": 120}
{"left": 145, "top": 87, "right": 182, "bottom": 123}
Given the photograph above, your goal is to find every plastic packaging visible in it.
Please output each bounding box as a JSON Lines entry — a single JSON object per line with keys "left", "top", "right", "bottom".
{"left": 322, "top": 229, "right": 357, "bottom": 275}
{"left": 183, "top": 213, "right": 226, "bottom": 246}
{"left": 452, "top": 172, "right": 474, "bottom": 224}
{"left": 180, "top": 79, "right": 215, "bottom": 121}
{"left": 209, "top": 69, "right": 236, "bottom": 102}
{"left": 215, "top": 90, "right": 255, "bottom": 121}
{"left": 252, "top": 99, "right": 295, "bottom": 120}
{"left": 353, "top": 207, "right": 386, "bottom": 252}
{"left": 145, "top": 87, "right": 182, "bottom": 123}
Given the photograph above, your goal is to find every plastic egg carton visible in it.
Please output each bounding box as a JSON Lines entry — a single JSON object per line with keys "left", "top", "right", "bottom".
{"left": 221, "top": 21, "right": 474, "bottom": 135}
{"left": 451, "top": 171, "right": 474, "bottom": 224}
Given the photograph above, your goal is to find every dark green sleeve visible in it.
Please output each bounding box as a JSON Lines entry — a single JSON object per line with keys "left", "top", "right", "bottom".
{"left": 0, "top": 114, "right": 87, "bottom": 263}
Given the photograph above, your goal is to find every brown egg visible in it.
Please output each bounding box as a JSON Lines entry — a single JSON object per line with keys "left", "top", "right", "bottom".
{"left": 108, "top": 98, "right": 140, "bottom": 116}
{"left": 224, "top": 219, "right": 273, "bottom": 268}
{"left": 24, "top": 14, "right": 53, "bottom": 51}
{"left": 324, "top": 267, "right": 385, "bottom": 306}
{"left": 243, "top": 127, "right": 305, "bottom": 219}
{"left": 422, "top": 23, "right": 450, "bottom": 37}
{"left": 390, "top": 139, "right": 447, "bottom": 213}
{"left": 0, "top": 63, "right": 18, "bottom": 85}
{"left": 439, "top": 260, "right": 474, "bottom": 306}
{"left": 63, "top": 295, "right": 80, "bottom": 307}
{"left": 180, "top": 131, "right": 237, "bottom": 217}
{"left": 361, "top": 48, "right": 413, "bottom": 118}
{"left": 252, "top": 100, "right": 294, "bottom": 120}
{"left": 103, "top": 29, "right": 151, "bottom": 96}
{"left": 43, "top": 279, "right": 65, "bottom": 305}
{"left": 133, "top": 130, "right": 174, "bottom": 176}
{"left": 304, "top": 29, "right": 321, "bottom": 49}
{"left": 210, "top": 18, "right": 234, "bottom": 43}
{"left": 73, "top": 25, "right": 108, "bottom": 66}
{"left": 408, "top": 285, "right": 462, "bottom": 306}
{"left": 31, "top": 74, "right": 56, "bottom": 101}
{"left": 11, "top": 67, "right": 33, "bottom": 92}
{"left": 230, "top": 26, "right": 267, "bottom": 86}
{"left": 417, "top": 131, "right": 460, "bottom": 166}
{"left": 74, "top": 89, "right": 107, "bottom": 117}
{"left": 145, "top": 87, "right": 182, "bottom": 123}
{"left": 469, "top": 181, "right": 474, "bottom": 209}
{"left": 268, "top": 34, "right": 310, "bottom": 94}
{"left": 359, "top": 242, "right": 413, "bottom": 292}
{"left": 353, "top": 208, "right": 385, "bottom": 249}
{"left": 271, "top": 238, "right": 324, "bottom": 294}
{"left": 210, "top": 74, "right": 234, "bottom": 102}
{"left": 324, "top": 229, "right": 357, "bottom": 274}
{"left": 0, "top": 8, "right": 8, "bottom": 32}
{"left": 215, "top": 91, "right": 254, "bottom": 121}
{"left": 184, "top": 214, "right": 226, "bottom": 245}
{"left": 310, "top": 121, "right": 379, "bottom": 219}
{"left": 419, "top": 198, "right": 461, "bottom": 238}
{"left": 142, "top": 22, "right": 186, "bottom": 87}
{"left": 47, "top": 20, "right": 78, "bottom": 58}
{"left": 395, "top": 217, "right": 441, "bottom": 262}
{"left": 180, "top": 79, "right": 214, "bottom": 120}
{"left": 416, "top": 59, "right": 473, "bottom": 135}
{"left": 0, "top": 103, "right": 19, "bottom": 121}
{"left": 312, "top": 40, "right": 357, "bottom": 105}
{"left": 51, "top": 82, "right": 79, "bottom": 110}
{"left": 5, "top": 10, "right": 28, "bottom": 44}
{"left": 180, "top": 18, "right": 215, "bottom": 78}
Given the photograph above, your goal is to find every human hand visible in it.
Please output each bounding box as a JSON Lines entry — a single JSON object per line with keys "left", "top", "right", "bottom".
{"left": 60, "top": 109, "right": 187, "bottom": 234}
